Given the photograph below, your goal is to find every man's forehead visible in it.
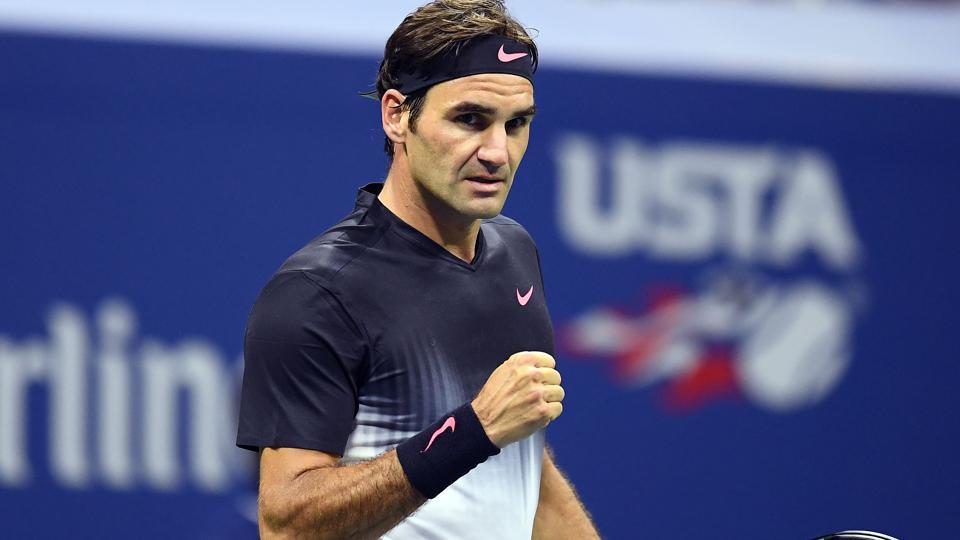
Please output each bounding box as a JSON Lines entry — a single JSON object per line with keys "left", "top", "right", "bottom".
{"left": 429, "top": 73, "right": 534, "bottom": 109}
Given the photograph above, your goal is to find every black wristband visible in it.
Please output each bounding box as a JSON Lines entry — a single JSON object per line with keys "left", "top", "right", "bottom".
{"left": 396, "top": 403, "right": 501, "bottom": 499}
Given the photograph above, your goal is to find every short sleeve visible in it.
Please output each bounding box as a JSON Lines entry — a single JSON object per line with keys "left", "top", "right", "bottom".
{"left": 236, "top": 271, "right": 368, "bottom": 455}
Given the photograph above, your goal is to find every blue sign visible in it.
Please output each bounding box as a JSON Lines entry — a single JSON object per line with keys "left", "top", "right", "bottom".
{"left": 2, "top": 30, "right": 959, "bottom": 538}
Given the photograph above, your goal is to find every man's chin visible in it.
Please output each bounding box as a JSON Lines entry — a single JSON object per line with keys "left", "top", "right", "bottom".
{"left": 462, "top": 187, "right": 510, "bottom": 220}
{"left": 464, "top": 200, "right": 507, "bottom": 220}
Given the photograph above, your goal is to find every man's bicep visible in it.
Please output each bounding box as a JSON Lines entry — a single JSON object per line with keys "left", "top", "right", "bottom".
{"left": 260, "top": 446, "right": 340, "bottom": 488}
{"left": 257, "top": 446, "right": 343, "bottom": 536}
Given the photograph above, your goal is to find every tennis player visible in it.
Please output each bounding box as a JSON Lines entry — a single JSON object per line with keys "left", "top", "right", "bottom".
{"left": 237, "top": 1, "right": 599, "bottom": 538}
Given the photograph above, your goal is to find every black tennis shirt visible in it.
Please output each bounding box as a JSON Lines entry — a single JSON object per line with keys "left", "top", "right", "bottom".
{"left": 237, "top": 183, "right": 555, "bottom": 460}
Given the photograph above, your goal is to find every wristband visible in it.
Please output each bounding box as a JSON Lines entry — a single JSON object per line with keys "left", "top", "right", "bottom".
{"left": 396, "top": 403, "right": 501, "bottom": 499}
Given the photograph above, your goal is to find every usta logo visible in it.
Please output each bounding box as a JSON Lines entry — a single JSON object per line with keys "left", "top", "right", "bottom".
{"left": 554, "top": 134, "right": 865, "bottom": 412}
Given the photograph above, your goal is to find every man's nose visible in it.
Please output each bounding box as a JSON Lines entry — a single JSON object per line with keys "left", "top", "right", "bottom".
{"left": 477, "top": 126, "right": 509, "bottom": 172}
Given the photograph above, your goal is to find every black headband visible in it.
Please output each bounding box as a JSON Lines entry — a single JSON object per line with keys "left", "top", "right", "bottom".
{"left": 376, "top": 35, "right": 536, "bottom": 98}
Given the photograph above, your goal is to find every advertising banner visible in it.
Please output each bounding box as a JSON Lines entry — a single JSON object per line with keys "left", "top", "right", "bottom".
{"left": 1, "top": 30, "right": 958, "bottom": 538}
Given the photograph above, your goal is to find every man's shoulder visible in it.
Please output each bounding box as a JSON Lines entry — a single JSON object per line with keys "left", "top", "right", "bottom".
{"left": 482, "top": 214, "right": 536, "bottom": 247}
{"left": 276, "top": 205, "right": 387, "bottom": 286}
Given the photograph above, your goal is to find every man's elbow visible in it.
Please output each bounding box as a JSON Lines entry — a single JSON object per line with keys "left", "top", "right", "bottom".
{"left": 258, "top": 490, "right": 342, "bottom": 540}
{"left": 258, "top": 493, "right": 297, "bottom": 539}
{"left": 258, "top": 490, "right": 312, "bottom": 539}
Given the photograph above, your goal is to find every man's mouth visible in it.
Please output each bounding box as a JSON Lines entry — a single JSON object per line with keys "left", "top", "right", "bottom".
{"left": 465, "top": 175, "right": 504, "bottom": 184}
{"left": 465, "top": 176, "right": 506, "bottom": 193}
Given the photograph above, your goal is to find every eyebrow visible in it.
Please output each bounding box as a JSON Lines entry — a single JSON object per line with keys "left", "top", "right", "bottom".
{"left": 452, "top": 102, "right": 538, "bottom": 118}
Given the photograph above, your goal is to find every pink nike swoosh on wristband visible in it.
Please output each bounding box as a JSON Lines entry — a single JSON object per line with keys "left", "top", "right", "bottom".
{"left": 517, "top": 285, "right": 534, "bottom": 306}
{"left": 497, "top": 45, "right": 528, "bottom": 63}
{"left": 421, "top": 416, "right": 456, "bottom": 453}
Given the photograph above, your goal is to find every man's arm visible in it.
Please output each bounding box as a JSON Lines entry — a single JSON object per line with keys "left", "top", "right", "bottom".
{"left": 533, "top": 446, "right": 601, "bottom": 540}
{"left": 258, "top": 351, "right": 565, "bottom": 539}
{"left": 258, "top": 447, "right": 424, "bottom": 540}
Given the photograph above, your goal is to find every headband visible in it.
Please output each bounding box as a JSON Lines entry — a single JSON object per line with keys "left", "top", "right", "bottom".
{"left": 369, "top": 35, "right": 536, "bottom": 98}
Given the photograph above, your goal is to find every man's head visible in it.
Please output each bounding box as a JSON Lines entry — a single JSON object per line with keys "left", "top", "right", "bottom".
{"left": 377, "top": 0, "right": 539, "bottom": 222}
{"left": 375, "top": 0, "right": 538, "bottom": 159}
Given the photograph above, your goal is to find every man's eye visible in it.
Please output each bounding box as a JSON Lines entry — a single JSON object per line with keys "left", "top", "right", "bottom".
{"left": 456, "top": 113, "right": 479, "bottom": 125}
{"left": 507, "top": 117, "right": 529, "bottom": 131}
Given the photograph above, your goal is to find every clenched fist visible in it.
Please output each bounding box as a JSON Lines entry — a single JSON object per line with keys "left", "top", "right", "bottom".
{"left": 471, "top": 351, "right": 564, "bottom": 448}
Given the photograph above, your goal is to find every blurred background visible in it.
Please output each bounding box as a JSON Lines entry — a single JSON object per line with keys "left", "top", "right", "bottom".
{"left": 2, "top": 1, "right": 959, "bottom": 538}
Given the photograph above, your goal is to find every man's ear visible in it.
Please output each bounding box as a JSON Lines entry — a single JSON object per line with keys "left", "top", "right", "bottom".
{"left": 381, "top": 89, "right": 407, "bottom": 146}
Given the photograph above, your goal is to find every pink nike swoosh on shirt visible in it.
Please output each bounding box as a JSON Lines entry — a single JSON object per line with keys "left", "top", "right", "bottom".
{"left": 421, "top": 416, "right": 456, "bottom": 453}
{"left": 517, "top": 285, "right": 534, "bottom": 306}
{"left": 498, "top": 45, "right": 528, "bottom": 63}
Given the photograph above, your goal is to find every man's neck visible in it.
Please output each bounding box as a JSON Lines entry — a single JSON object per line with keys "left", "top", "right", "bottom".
{"left": 378, "top": 173, "right": 481, "bottom": 263}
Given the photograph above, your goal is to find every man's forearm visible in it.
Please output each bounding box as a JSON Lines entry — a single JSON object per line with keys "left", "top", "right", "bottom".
{"left": 259, "top": 449, "right": 425, "bottom": 540}
{"left": 533, "top": 448, "right": 600, "bottom": 540}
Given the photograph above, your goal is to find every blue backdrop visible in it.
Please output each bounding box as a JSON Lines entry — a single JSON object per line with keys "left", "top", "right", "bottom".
{"left": 1, "top": 31, "right": 959, "bottom": 539}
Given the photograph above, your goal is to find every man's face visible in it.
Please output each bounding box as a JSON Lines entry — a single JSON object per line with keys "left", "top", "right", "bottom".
{"left": 401, "top": 73, "right": 536, "bottom": 222}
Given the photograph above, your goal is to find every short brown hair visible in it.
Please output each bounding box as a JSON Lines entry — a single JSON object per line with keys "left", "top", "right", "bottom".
{"left": 376, "top": 0, "right": 538, "bottom": 159}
